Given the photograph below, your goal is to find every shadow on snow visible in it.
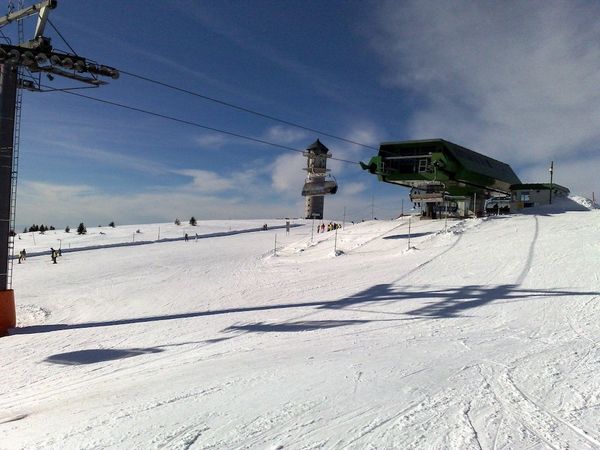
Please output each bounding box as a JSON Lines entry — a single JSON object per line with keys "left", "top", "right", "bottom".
{"left": 224, "top": 320, "right": 371, "bottom": 334}
{"left": 383, "top": 232, "right": 434, "bottom": 240}
{"left": 44, "top": 348, "right": 164, "bottom": 365}
{"left": 43, "top": 338, "right": 233, "bottom": 365}
{"left": 13, "top": 283, "right": 599, "bottom": 335}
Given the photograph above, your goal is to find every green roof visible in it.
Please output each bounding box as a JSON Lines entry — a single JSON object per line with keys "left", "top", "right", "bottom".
{"left": 511, "top": 183, "right": 569, "bottom": 193}
{"left": 379, "top": 139, "right": 521, "bottom": 186}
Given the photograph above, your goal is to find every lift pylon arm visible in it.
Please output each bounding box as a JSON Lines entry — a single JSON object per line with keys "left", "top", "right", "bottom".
{"left": 34, "top": 0, "right": 56, "bottom": 39}
{"left": 0, "top": 0, "right": 56, "bottom": 30}
{"left": 0, "top": 44, "right": 119, "bottom": 86}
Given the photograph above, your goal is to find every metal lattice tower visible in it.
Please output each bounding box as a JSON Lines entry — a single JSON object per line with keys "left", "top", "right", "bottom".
{"left": 6, "top": 1, "right": 25, "bottom": 289}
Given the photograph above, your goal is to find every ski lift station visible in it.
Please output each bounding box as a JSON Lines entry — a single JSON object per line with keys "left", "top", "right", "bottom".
{"left": 360, "top": 138, "right": 566, "bottom": 218}
{"left": 510, "top": 183, "right": 570, "bottom": 209}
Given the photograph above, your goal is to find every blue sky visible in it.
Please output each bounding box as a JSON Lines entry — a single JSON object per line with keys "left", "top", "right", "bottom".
{"left": 6, "top": 0, "right": 600, "bottom": 228}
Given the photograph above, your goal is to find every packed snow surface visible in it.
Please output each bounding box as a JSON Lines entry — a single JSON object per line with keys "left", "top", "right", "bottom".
{"left": 2, "top": 210, "right": 600, "bottom": 449}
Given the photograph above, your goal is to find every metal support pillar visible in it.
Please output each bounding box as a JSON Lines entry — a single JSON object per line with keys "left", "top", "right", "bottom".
{"left": 0, "top": 63, "right": 17, "bottom": 334}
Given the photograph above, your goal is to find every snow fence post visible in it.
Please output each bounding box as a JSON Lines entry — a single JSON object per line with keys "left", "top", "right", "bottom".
{"left": 334, "top": 227, "right": 338, "bottom": 253}
{"left": 274, "top": 234, "right": 277, "bottom": 256}
{"left": 408, "top": 215, "right": 411, "bottom": 250}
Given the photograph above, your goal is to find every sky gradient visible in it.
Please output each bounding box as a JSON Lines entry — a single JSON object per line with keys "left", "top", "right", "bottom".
{"left": 5, "top": 0, "right": 600, "bottom": 228}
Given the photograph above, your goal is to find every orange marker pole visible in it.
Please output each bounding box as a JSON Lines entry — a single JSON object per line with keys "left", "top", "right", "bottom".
{"left": 0, "top": 290, "right": 15, "bottom": 336}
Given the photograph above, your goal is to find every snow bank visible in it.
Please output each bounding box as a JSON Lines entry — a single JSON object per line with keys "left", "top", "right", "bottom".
{"left": 569, "top": 195, "right": 600, "bottom": 209}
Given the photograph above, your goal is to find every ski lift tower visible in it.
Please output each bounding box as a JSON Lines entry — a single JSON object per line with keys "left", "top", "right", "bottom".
{"left": 0, "top": 0, "right": 119, "bottom": 335}
{"left": 302, "top": 139, "right": 337, "bottom": 220}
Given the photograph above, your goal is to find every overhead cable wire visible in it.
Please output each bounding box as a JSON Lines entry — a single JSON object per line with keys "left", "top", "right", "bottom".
{"left": 47, "top": 87, "right": 360, "bottom": 165}
{"left": 118, "top": 69, "right": 379, "bottom": 152}
{"left": 47, "top": 18, "right": 79, "bottom": 56}
{"left": 41, "top": 16, "right": 378, "bottom": 153}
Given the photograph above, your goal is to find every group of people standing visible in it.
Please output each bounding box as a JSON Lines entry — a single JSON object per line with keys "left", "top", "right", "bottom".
{"left": 316, "top": 222, "right": 341, "bottom": 233}
{"left": 17, "top": 247, "right": 62, "bottom": 264}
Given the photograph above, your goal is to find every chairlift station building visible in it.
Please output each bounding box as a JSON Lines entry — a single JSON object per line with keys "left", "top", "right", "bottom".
{"left": 361, "top": 139, "right": 524, "bottom": 218}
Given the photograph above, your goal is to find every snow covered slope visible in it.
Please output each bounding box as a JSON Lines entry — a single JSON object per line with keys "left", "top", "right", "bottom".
{"left": 1, "top": 211, "right": 600, "bottom": 449}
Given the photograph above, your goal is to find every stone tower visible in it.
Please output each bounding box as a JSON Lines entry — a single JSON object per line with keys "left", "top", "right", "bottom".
{"left": 303, "top": 139, "right": 332, "bottom": 219}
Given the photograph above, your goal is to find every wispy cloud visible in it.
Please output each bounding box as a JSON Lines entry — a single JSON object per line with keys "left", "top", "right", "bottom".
{"left": 27, "top": 140, "right": 172, "bottom": 176}
{"left": 175, "top": 1, "right": 362, "bottom": 105}
{"left": 342, "top": 182, "right": 367, "bottom": 196}
{"left": 369, "top": 0, "right": 600, "bottom": 194}
{"left": 264, "top": 125, "right": 309, "bottom": 146}
{"left": 194, "top": 134, "right": 233, "bottom": 149}
{"left": 270, "top": 153, "right": 306, "bottom": 195}
{"left": 15, "top": 178, "right": 298, "bottom": 228}
{"left": 176, "top": 169, "right": 235, "bottom": 193}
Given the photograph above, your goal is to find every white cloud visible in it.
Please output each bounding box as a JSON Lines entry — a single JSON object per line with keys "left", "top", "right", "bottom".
{"left": 370, "top": 0, "right": 600, "bottom": 175}
{"left": 341, "top": 182, "right": 367, "bottom": 196}
{"left": 15, "top": 179, "right": 301, "bottom": 228}
{"left": 176, "top": 169, "right": 234, "bottom": 192}
{"left": 270, "top": 153, "right": 306, "bottom": 195}
{"left": 194, "top": 134, "right": 232, "bottom": 149}
{"left": 27, "top": 140, "right": 172, "bottom": 176}
{"left": 518, "top": 157, "right": 600, "bottom": 200}
{"left": 264, "top": 125, "right": 309, "bottom": 145}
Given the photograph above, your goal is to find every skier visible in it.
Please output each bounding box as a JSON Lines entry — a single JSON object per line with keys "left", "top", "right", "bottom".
{"left": 18, "top": 249, "right": 26, "bottom": 264}
{"left": 50, "top": 248, "right": 57, "bottom": 264}
{"left": 184, "top": 233, "right": 189, "bottom": 242}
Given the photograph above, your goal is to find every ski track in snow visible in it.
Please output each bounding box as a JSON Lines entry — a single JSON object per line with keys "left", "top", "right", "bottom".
{"left": 2, "top": 211, "right": 600, "bottom": 449}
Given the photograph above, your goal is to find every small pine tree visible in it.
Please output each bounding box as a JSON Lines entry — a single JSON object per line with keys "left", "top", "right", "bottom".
{"left": 189, "top": 216, "right": 197, "bottom": 226}
{"left": 77, "top": 222, "right": 87, "bottom": 235}
{"left": 65, "top": 225, "right": 70, "bottom": 233}
{"left": 49, "top": 225, "right": 55, "bottom": 230}
{"left": 109, "top": 221, "right": 115, "bottom": 228}
{"left": 174, "top": 218, "right": 181, "bottom": 226}
{"left": 23, "top": 227, "right": 27, "bottom": 233}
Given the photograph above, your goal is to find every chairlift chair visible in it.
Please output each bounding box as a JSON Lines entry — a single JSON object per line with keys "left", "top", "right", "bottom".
{"left": 301, "top": 175, "right": 338, "bottom": 197}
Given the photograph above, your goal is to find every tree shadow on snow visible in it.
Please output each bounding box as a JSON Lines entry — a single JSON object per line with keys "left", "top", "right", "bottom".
{"left": 44, "top": 347, "right": 164, "bottom": 365}
{"left": 43, "top": 338, "right": 233, "bottom": 366}
{"left": 12, "top": 284, "right": 600, "bottom": 335}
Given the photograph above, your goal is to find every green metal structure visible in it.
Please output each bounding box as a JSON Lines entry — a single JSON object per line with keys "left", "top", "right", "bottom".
{"left": 360, "top": 139, "right": 521, "bottom": 217}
